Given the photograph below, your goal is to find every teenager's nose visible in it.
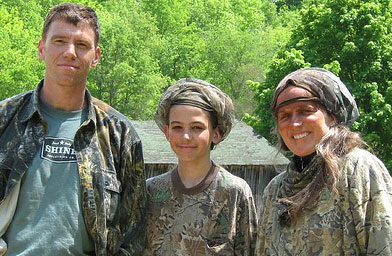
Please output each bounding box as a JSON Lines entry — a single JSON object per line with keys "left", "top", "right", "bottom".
{"left": 183, "top": 129, "right": 192, "bottom": 140}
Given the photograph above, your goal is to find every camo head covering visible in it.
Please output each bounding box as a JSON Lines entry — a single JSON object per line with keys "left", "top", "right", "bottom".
{"left": 154, "top": 78, "right": 235, "bottom": 144}
{"left": 271, "top": 67, "right": 359, "bottom": 126}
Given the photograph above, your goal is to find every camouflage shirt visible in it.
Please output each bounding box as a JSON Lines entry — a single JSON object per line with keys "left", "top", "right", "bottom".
{"left": 0, "top": 81, "right": 147, "bottom": 256}
{"left": 144, "top": 163, "right": 258, "bottom": 255}
{"left": 256, "top": 148, "right": 392, "bottom": 255}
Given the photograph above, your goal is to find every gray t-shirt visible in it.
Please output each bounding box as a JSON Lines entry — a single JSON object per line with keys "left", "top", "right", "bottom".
{"left": 5, "top": 101, "right": 94, "bottom": 255}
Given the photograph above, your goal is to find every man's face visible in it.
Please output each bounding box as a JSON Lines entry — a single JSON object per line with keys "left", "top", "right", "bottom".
{"left": 38, "top": 19, "right": 100, "bottom": 89}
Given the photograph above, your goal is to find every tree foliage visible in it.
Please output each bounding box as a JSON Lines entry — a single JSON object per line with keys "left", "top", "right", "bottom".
{"left": 89, "top": 0, "right": 168, "bottom": 119}
{"left": 0, "top": 0, "right": 293, "bottom": 120}
{"left": 251, "top": 0, "right": 392, "bottom": 170}
{"left": 0, "top": 0, "right": 43, "bottom": 97}
{"left": 140, "top": 0, "right": 295, "bottom": 117}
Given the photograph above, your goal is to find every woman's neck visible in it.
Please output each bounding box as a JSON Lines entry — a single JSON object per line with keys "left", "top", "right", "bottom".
{"left": 293, "top": 152, "right": 316, "bottom": 172}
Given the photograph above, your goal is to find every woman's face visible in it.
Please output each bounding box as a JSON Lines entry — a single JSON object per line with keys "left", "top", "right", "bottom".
{"left": 276, "top": 86, "right": 336, "bottom": 157}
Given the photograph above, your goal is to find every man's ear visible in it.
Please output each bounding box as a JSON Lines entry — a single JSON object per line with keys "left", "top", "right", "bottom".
{"left": 91, "top": 46, "right": 101, "bottom": 67}
{"left": 212, "top": 128, "right": 222, "bottom": 145}
{"left": 38, "top": 40, "right": 45, "bottom": 61}
{"left": 163, "top": 125, "right": 169, "bottom": 141}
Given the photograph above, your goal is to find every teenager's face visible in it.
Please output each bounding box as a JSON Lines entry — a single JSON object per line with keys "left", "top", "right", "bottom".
{"left": 163, "top": 105, "right": 221, "bottom": 164}
{"left": 276, "top": 86, "right": 336, "bottom": 157}
{"left": 38, "top": 20, "right": 100, "bottom": 89}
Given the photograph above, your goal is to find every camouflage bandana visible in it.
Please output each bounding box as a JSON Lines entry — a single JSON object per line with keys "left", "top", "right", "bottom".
{"left": 154, "top": 78, "right": 235, "bottom": 142}
{"left": 271, "top": 68, "right": 359, "bottom": 126}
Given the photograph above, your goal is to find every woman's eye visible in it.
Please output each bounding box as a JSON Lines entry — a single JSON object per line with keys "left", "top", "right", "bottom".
{"left": 300, "top": 108, "right": 316, "bottom": 115}
{"left": 278, "top": 113, "right": 289, "bottom": 121}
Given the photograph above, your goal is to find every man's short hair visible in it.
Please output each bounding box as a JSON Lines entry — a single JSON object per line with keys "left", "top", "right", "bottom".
{"left": 42, "top": 3, "right": 100, "bottom": 46}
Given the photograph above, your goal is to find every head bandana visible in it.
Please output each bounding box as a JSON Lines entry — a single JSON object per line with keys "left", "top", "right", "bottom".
{"left": 154, "top": 78, "right": 235, "bottom": 143}
{"left": 271, "top": 67, "right": 359, "bottom": 126}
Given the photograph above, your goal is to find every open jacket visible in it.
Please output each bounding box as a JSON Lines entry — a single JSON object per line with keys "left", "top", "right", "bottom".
{"left": 0, "top": 80, "right": 147, "bottom": 255}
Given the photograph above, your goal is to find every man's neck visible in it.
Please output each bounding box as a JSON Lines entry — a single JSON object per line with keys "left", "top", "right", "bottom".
{"left": 40, "top": 81, "right": 87, "bottom": 111}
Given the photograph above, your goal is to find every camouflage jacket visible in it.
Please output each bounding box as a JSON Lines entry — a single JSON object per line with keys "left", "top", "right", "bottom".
{"left": 0, "top": 81, "right": 147, "bottom": 256}
{"left": 256, "top": 148, "right": 392, "bottom": 256}
{"left": 144, "top": 164, "right": 258, "bottom": 255}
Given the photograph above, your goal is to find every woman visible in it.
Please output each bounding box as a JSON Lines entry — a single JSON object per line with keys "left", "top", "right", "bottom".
{"left": 256, "top": 68, "right": 392, "bottom": 255}
{"left": 144, "top": 78, "right": 257, "bottom": 255}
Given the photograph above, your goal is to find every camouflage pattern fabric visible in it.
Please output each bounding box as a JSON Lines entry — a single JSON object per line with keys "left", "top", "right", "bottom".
{"left": 256, "top": 148, "right": 392, "bottom": 255}
{"left": 144, "top": 164, "right": 257, "bottom": 255}
{"left": 0, "top": 80, "right": 147, "bottom": 256}
{"left": 154, "top": 78, "right": 235, "bottom": 143}
{"left": 271, "top": 67, "right": 359, "bottom": 127}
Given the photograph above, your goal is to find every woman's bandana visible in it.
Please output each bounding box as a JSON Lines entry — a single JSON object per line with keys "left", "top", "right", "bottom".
{"left": 271, "top": 68, "right": 359, "bottom": 126}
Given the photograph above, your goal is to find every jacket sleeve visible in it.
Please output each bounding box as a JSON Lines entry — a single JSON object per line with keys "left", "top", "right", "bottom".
{"left": 117, "top": 135, "right": 147, "bottom": 256}
{"left": 345, "top": 150, "right": 392, "bottom": 255}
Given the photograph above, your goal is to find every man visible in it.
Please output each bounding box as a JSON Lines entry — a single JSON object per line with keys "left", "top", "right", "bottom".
{"left": 0, "top": 3, "right": 146, "bottom": 255}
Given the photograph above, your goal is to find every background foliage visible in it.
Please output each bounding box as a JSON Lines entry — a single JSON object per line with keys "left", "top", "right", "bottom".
{"left": 1, "top": 0, "right": 391, "bottom": 170}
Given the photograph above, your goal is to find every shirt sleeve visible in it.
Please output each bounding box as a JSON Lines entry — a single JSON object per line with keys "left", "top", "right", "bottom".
{"left": 235, "top": 183, "right": 258, "bottom": 256}
{"left": 345, "top": 150, "right": 392, "bottom": 255}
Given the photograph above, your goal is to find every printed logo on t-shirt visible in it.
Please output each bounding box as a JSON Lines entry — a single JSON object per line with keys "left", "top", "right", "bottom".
{"left": 41, "top": 137, "right": 77, "bottom": 163}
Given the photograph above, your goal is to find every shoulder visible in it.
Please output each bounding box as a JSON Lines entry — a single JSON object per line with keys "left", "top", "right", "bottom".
{"left": 0, "top": 90, "right": 34, "bottom": 124}
{"left": 341, "top": 148, "right": 392, "bottom": 190}
{"left": 146, "top": 170, "right": 172, "bottom": 191}
{"left": 262, "top": 171, "right": 286, "bottom": 199}
{"left": 215, "top": 166, "right": 253, "bottom": 197}
{"left": 91, "top": 96, "right": 140, "bottom": 141}
{"left": 342, "top": 148, "right": 389, "bottom": 176}
{"left": 0, "top": 90, "right": 33, "bottom": 109}
{"left": 91, "top": 97, "right": 132, "bottom": 124}
{"left": 146, "top": 171, "right": 173, "bottom": 202}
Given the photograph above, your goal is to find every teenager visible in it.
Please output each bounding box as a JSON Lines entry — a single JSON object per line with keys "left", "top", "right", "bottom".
{"left": 144, "top": 78, "right": 257, "bottom": 255}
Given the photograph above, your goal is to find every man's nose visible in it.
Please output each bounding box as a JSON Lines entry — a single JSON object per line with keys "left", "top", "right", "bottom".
{"left": 63, "top": 43, "right": 76, "bottom": 59}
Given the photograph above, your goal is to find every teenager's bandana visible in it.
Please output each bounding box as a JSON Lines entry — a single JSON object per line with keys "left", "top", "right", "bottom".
{"left": 155, "top": 78, "right": 235, "bottom": 143}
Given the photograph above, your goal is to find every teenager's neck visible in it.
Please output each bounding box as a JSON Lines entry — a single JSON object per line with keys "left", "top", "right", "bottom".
{"left": 40, "top": 81, "right": 86, "bottom": 111}
{"left": 177, "top": 158, "right": 213, "bottom": 188}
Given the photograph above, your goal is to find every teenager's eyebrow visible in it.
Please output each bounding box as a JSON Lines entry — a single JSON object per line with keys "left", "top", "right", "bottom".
{"left": 169, "top": 120, "right": 182, "bottom": 125}
{"left": 191, "top": 121, "right": 205, "bottom": 124}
